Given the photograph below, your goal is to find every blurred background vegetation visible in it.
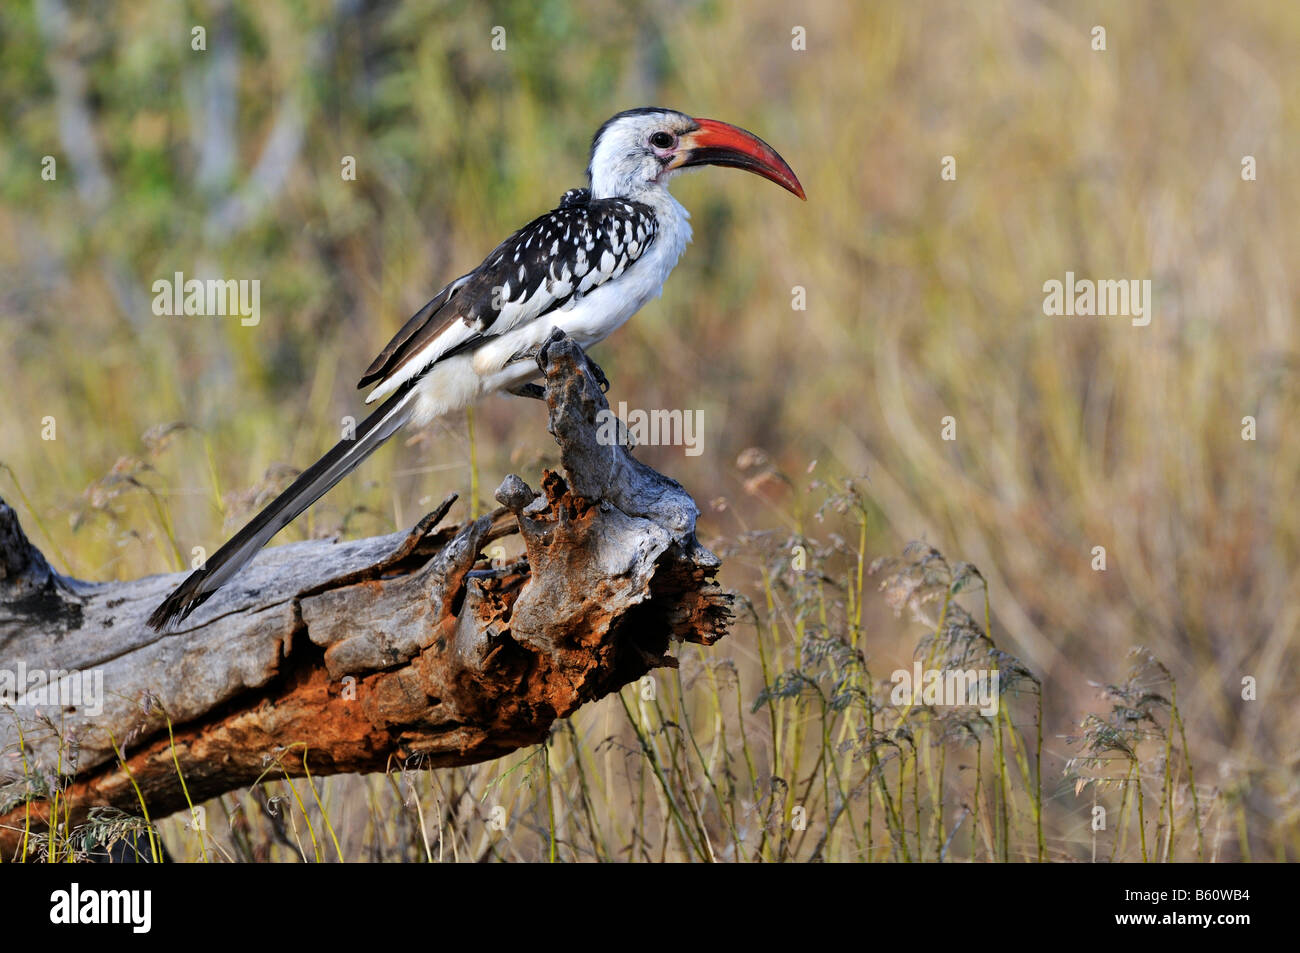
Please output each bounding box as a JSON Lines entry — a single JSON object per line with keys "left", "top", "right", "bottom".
{"left": 1, "top": 0, "right": 1297, "bottom": 860}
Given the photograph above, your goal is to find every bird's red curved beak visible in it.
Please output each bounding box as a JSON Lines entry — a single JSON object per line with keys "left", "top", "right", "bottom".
{"left": 672, "top": 118, "right": 806, "bottom": 200}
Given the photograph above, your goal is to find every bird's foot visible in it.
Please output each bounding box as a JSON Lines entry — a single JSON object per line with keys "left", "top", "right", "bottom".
{"left": 534, "top": 328, "right": 609, "bottom": 393}
{"left": 584, "top": 354, "right": 610, "bottom": 393}
{"left": 535, "top": 327, "right": 567, "bottom": 374}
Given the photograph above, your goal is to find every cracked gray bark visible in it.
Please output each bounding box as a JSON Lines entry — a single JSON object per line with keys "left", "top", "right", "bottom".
{"left": 0, "top": 335, "right": 731, "bottom": 856}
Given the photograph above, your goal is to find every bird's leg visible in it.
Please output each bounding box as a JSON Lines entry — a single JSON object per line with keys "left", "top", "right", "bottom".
{"left": 507, "top": 382, "right": 546, "bottom": 401}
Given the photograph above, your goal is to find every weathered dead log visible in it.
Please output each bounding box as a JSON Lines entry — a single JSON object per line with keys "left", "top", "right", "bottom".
{"left": 0, "top": 334, "right": 730, "bottom": 855}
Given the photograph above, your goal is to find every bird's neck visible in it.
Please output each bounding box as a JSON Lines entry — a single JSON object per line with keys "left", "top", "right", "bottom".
{"left": 639, "top": 187, "right": 693, "bottom": 265}
{"left": 599, "top": 180, "right": 677, "bottom": 214}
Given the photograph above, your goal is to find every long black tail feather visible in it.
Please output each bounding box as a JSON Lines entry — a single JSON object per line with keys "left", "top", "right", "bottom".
{"left": 146, "top": 384, "right": 418, "bottom": 631}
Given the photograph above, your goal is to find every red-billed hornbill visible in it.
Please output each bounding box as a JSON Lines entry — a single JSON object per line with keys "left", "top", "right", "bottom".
{"left": 147, "top": 107, "right": 804, "bottom": 630}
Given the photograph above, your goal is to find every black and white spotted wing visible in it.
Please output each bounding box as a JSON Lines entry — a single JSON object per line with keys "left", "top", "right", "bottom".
{"left": 358, "top": 191, "right": 659, "bottom": 402}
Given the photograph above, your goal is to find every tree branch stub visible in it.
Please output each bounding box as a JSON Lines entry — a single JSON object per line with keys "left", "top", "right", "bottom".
{"left": 0, "top": 334, "right": 731, "bottom": 853}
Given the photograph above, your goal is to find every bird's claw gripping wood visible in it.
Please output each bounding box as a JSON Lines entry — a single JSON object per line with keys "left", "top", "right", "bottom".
{"left": 535, "top": 326, "right": 567, "bottom": 375}
{"left": 536, "top": 328, "right": 610, "bottom": 393}
{"left": 584, "top": 355, "right": 611, "bottom": 393}
{"left": 0, "top": 334, "right": 731, "bottom": 853}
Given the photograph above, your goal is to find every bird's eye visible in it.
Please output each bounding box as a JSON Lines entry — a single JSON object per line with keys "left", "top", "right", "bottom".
{"left": 649, "top": 131, "right": 675, "bottom": 149}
